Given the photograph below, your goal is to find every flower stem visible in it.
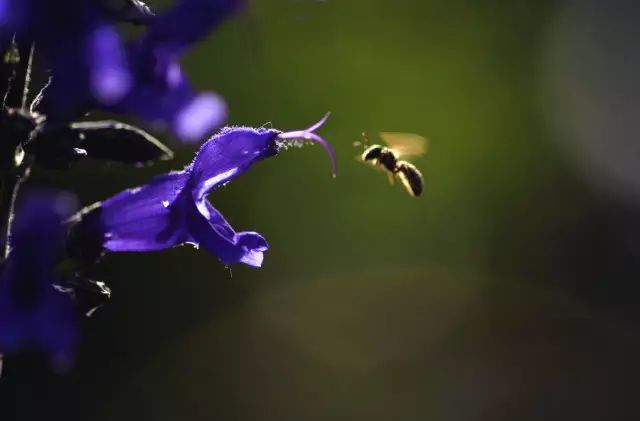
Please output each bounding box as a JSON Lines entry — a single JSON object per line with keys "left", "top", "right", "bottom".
{"left": 0, "top": 39, "right": 34, "bottom": 259}
{"left": 0, "top": 168, "right": 29, "bottom": 258}
{"left": 21, "top": 43, "right": 34, "bottom": 110}
{"left": 0, "top": 40, "right": 35, "bottom": 377}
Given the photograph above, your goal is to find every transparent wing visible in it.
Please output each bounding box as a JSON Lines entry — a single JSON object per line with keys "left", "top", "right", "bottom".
{"left": 379, "top": 132, "right": 428, "bottom": 158}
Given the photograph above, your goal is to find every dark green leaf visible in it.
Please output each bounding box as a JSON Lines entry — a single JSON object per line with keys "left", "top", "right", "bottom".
{"left": 71, "top": 120, "right": 173, "bottom": 165}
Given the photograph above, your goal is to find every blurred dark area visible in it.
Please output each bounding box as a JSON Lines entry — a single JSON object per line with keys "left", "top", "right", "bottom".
{"left": 3, "top": 0, "right": 640, "bottom": 419}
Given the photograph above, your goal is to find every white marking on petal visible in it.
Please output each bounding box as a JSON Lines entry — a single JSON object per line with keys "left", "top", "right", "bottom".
{"left": 199, "top": 168, "right": 238, "bottom": 194}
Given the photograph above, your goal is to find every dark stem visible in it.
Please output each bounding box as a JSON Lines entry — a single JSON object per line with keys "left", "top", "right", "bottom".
{"left": 0, "top": 168, "right": 29, "bottom": 258}
{"left": 21, "top": 44, "right": 34, "bottom": 110}
{"left": 1, "top": 36, "right": 19, "bottom": 110}
{"left": 1, "top": 38, "right": 32, "bottom": 111}
{"left": 0, "top": 40, "right": 36, "bottom": 376}
{"left": 0, "top": 41, "right": 35, "bottom": 259}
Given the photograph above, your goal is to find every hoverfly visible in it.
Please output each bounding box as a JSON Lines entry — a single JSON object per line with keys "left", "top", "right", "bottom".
{"left": 359, "top": 132, "right": 427, "bottom": 197}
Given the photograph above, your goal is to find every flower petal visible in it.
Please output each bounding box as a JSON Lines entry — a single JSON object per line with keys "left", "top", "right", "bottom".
{"left": 139, "top": 0, "right": 244, "bottom": 57}
{"left": 99, "top": 171, "right": 191, "bottom": 251}
{"left": 173, "top": 92, "right": 227, "bottom": 143}
{"left": 88, "top": 24, "right": 131, "bottom": 104}
{"left": 188, "top": 199, "right": 268, "bottom": 267}
{"left": 0, "top": 280, "right": 76, "bottom": 363}
{"left": 189, "top": 127, "right": 280, "bottom": 201}
{"left": 113, "top": 65, "right": 227, "bottom": 143}
{"left": 0, "top": 192, "right": 77, "bottom": 363}
{"left": 0, "top": 0, "right": 9, "bottom": 27}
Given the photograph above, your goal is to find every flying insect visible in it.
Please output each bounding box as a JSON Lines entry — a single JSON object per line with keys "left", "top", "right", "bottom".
{"left": 359, "top": 132, "right": 427, "bottom": 197}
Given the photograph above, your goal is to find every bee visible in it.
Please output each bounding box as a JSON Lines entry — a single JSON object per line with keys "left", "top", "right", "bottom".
{"left": 359, "top": 132, "right": 427, "bottom": 197}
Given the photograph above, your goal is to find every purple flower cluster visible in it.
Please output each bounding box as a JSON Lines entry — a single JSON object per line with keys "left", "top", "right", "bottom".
{"left": 0, "top": 193, "right": 77, "bottom": 365}
{"left": 0, "top": 0, "right": 336, "bottom": 368}
{"left": 0, "top": 0, "right": 241, "bottom": 142}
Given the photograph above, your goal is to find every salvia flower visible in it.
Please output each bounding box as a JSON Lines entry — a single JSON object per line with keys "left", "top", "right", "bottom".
{"left": 71, "top": 114, "right": 336, "bottom": 268}
{"left": 1, "top": 0, "right": 134, "bottom": 114}
{"left": 0, "top": 192, "right": 77, "bottom": 364}
{"left": 1, "top": 0, "right": 241, "bottom": 142}
{"left": 105, "top": 0, "right": 244, "bottom": 142}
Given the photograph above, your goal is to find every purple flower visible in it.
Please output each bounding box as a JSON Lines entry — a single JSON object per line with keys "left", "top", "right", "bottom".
{"left": 1, "top": 0, "right": 241, "bottom": 142}
{"left": 0, "top": 192, "right": 77, "bottom": 364}
{"left": 105, "top": 0, "right": 243, "bottom": 142}
{"left": 72, "top": 114, "right": 336, "bottom": 267}
{"left": 1, "top": 0, "right": 133, "bottom": 113}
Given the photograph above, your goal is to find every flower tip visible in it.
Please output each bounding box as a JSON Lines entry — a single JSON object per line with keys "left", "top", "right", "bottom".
{"left": 308, "top": 112, "right": 337, "bottom": 177}
{"left": 308, "top": 111, "right": 331, "bottom": 132}
{"left": 277, "top": 113, "right": 338, "bottom": 177}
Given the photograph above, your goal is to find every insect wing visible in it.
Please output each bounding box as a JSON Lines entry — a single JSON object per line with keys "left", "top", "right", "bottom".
{"left": 379, "top": 132, "right": 427, "bottom": 158}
